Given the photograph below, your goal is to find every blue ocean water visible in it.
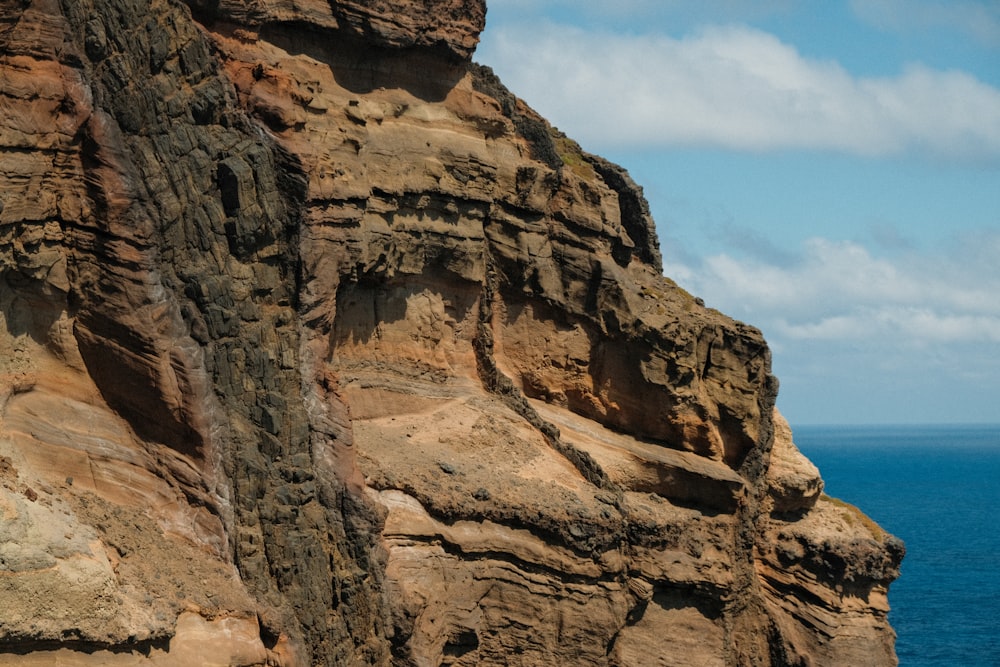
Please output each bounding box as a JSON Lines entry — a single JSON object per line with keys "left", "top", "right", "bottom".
{"left": 793, "top": 424, "right": 1000, "bottom": 667}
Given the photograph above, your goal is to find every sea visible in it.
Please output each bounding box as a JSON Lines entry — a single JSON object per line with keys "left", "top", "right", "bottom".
{"left": 793, "top": 423, "right": 1000, "bottom": 667}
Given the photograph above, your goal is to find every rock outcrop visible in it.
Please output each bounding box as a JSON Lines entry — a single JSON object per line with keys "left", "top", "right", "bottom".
{"left": 0, "top": 0, "right": 902, "bottom": 665}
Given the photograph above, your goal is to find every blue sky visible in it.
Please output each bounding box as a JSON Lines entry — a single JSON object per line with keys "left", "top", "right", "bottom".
{"left": 476, "top": 0, "right": 1000, "bottom": 425}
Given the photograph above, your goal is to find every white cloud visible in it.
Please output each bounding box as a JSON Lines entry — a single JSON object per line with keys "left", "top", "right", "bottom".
{"left": 850, "top": 0, "right": 1000, "bottom": 47}
{"left": 775, "top": 309, "right": 1000, "bottom": 343}
{"left": 477, "top": 22, "right": 1000, "bottom": 159}
{"left": 673, "top": 234, "right": 1000, "bottom": 346}
{"left": 487, "top": 0, "right": 794, "bottom": 21}
{"left": 667, "top": 231, "right": 1000, "bottom": 422}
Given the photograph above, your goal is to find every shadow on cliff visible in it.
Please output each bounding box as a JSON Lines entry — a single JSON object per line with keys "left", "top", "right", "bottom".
{"left": 331, "top": 276, "right": 479, "bottom": 351}
{"left": 259, "top": 22, "right": 467, "bottom": 103}
{"left": 622, "top": 585, "right": 724, "bottom": 631}
{"left": 0, "top": 273, "right": 67, "bottom": 353}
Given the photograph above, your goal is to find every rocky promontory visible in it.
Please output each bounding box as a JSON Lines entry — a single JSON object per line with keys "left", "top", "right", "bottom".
{"left": 0, "top": 0, "right": 902, "bottom": 664}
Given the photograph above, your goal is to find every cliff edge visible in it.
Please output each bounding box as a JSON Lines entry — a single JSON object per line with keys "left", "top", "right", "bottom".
{"left": 0, "top": 0, "right": 903, "bottom": 665}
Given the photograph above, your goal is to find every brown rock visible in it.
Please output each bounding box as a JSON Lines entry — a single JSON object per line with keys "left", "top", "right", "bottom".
{"left": 767, "top": 409, "right": 824, "bottom": 513}
{"left": 757, "top": 496, "right": 904, "bottom": 667}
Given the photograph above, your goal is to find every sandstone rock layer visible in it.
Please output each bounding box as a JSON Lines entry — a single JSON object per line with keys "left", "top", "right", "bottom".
{"left": 0, "top": 0, "right": 902, "bottom": 665}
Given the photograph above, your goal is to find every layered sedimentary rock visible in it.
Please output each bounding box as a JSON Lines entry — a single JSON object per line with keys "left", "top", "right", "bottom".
{"left": 0, "top": 0, "right": 903, "bottom": 665}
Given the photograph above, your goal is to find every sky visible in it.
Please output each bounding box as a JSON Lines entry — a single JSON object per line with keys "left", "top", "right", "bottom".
{"left": 475, "top": 0, "right": 1000, "bottom": 426}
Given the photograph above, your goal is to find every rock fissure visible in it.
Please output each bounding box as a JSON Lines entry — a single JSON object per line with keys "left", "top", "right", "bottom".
{"left": 474, "top": 243, "right": 619, "bottom": 495}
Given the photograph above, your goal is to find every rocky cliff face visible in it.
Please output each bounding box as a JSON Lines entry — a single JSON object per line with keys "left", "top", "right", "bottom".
{"left": 0, "top": 0, "right": 902, "bottom": 665}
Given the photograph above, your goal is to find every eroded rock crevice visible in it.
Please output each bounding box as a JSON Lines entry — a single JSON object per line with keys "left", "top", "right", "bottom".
{"left": 474, "top": 245, "right": 618, "bottom": 495}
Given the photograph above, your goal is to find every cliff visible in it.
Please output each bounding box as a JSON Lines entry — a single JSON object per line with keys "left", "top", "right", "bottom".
{"left": 0, "top": 0, "right": 903, "bottom": 665}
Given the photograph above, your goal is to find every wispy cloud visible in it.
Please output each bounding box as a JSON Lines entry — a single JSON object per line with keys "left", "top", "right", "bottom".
{"left": 775, "top": 308, "right": 1000, "bottom": 343}
{"left": 672, "top": 233, "right": 1000, "bottom": 346}
{"left": 487, "top": 0, "right": 795, "bottom": 22}
{"left": 850, "top": 0, "right": 1000, "bottom": 47}
{"left": 478, "top": 22, "right": 1000, "bottom": 160}
{"left": 668, "top": 231, "right": 1000, "bottom": 420}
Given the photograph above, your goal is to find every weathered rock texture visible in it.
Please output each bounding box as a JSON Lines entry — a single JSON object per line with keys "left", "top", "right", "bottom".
{"left": 0, "top": 0, "right": 902, "bottom": 665}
